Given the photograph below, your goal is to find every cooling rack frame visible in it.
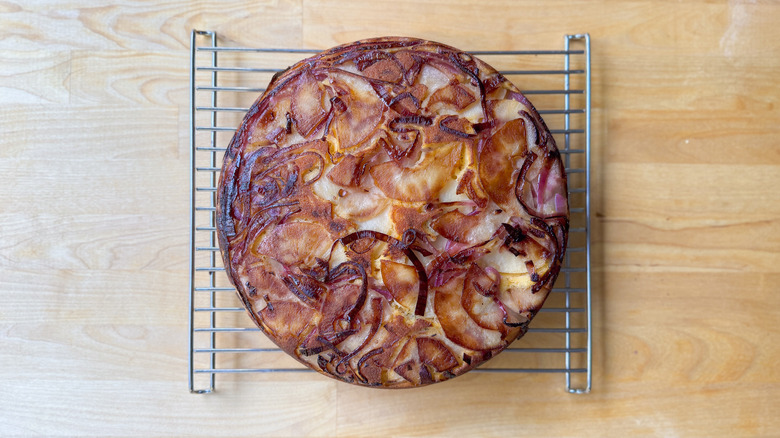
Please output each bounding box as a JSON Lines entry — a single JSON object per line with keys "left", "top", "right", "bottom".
{"left": 188, "top": 30, "right": 592, "bottom": 394}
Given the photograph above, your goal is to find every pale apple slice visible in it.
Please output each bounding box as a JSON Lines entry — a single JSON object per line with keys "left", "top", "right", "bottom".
{"left": 338, "top": 190, "right": 389, "bottom": 220}
{"left": 487, "top": 97, "right": 524, "bottom": 124}
{"left": 415, "top": 64, "right": 452, "bottom": 102}
{"left": 497, "top": 276, "right": 547, "bottom": 315}
{"left": 517, "top": 151, "right": 569, "bottom": 219}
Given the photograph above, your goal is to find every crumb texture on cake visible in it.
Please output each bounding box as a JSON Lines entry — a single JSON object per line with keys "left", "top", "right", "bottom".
{"left": 216, "top": 37, "right": 569, "bottom": 388}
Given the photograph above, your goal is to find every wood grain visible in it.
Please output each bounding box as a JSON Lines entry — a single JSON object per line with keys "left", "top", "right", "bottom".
{"left": 1, "top": 0, "right": 779, "bottom": 436}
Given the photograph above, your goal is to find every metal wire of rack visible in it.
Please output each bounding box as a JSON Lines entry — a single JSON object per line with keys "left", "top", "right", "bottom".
{"left": 189, "top": 30, "right": 592, "bottom": 394}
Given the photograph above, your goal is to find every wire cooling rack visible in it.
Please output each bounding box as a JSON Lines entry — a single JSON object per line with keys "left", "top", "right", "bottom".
{"left": 189, "top": 30, "right": 592, "bottom": 394}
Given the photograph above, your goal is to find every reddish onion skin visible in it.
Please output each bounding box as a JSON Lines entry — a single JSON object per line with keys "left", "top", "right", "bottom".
{"left": 216, "top": 37, "right": 568, "bottom": 388}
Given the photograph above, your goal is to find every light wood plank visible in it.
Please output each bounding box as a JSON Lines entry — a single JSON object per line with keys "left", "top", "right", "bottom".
{"left": 0, "top": 0, "right": 304, "bottom": 51}
{"left": 1, "top": 105, "right": 187, "bottom": 214}
{"left": 0, "top": 213, "right": 188, "bottom": 272}
{"left": 69, "top": 50, "right": 189, "bottom": 106}
{"left": 603, "top": 163, "right": 780, "bottom": 222}
{"left": 0, "top": 49, "right": 71, "bottom": 104}
{"left": 0, "top": 380, "right": 338, "bottom": 437}
{"left": 1, "top": 105, "right": 181, "bottom": 160}
{"left": 605, "top": 110, "right": 780, "bottom": 166}
{"left": 2, "top": 269, "right": 186, "bottom": 323}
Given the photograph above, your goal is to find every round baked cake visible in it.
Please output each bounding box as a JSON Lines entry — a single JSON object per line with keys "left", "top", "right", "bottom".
{"left": 216, "top": 37, "right": 569, "bottom": 388}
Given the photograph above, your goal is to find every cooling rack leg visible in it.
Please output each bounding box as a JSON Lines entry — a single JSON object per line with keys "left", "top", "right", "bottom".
{"left": 582, "top": 33, "right": 593, "bottom": 394}
{"left": 564, "top": 33, "right": 592, "bottom": 394}
{"left": 563, "top": 33, "right": 573, "bottom": 393}
{"left": 189, "top": 29, "right": 218, "bottom": 394}
{"left": 189, "top": 29, "right": 197, "bottom": 394}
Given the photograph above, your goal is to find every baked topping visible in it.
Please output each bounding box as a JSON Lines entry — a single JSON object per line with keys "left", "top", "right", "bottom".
{"left": 217, "top": 37, "right": 568, "bottom": 387}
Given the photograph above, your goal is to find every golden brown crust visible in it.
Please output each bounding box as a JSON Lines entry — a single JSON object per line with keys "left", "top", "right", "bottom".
{"left": 216, "top": 37, "right": 569, "bottom": 388}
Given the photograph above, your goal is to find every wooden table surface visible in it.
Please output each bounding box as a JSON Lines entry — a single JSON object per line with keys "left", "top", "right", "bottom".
{"left": 2, "top": 1, "right": 779, "bottom": 436}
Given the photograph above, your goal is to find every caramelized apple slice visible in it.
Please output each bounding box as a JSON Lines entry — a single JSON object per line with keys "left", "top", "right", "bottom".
{"left": 247, "top": 95, "right": 293, "bottom": 147}
{"left": 427, "top": 82, "right": 476, "bottom": 111}
{"left": 380, "top": 260, "right": 419, "bottom": 311}
{"left": 461, "top": 263, "right": 506, "bottom": 333}
{"left": 430, "top": 209, "right": 507, "bottom": 245}
{"left": 361, "top": 58, "right": 404, "bottom": 83}
{"left": 455, "top": 169, "right": 488, "bottom": 208}
{"left": 328, "top": 72, "right": 385, "bottom": 151}
{"left": 417, "top": 337, "right": 458, "bottom": 372}
{"left": 383, "top": 131, "right": 419, "bottom": 162}
{"left": 259, "top": 301, "right": 317, "bottom": 352}
{"left": 390, "top": 205, "right": 437, "bottom": 239}
{"left": 392, "top": 338, "right": 421, "bottom": 385}
{"left": 327, "top": 154, "right": 365, "bottom": 188}
{"left": 433, "top": 274, "right": 504, "bottom": 351}
{"left": 478, "top": 118, "right": 527, "bottom": 208}
{"left": 253, "top": 222, "right": 332, "bottom": 266}
{"left": 291, "top": 73, "right": 329, "bottom": 137}
{"left": 370, "top": 142, "right": 463, "bottom": 202}
{"left": 318, "top": 283, "right": 361, "bottom": 338}
{"left": 388, "top": 83, "right": 428, "bottom": 115}
{"left": 246, "top": 264, "right": 297, "bottom": 303}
